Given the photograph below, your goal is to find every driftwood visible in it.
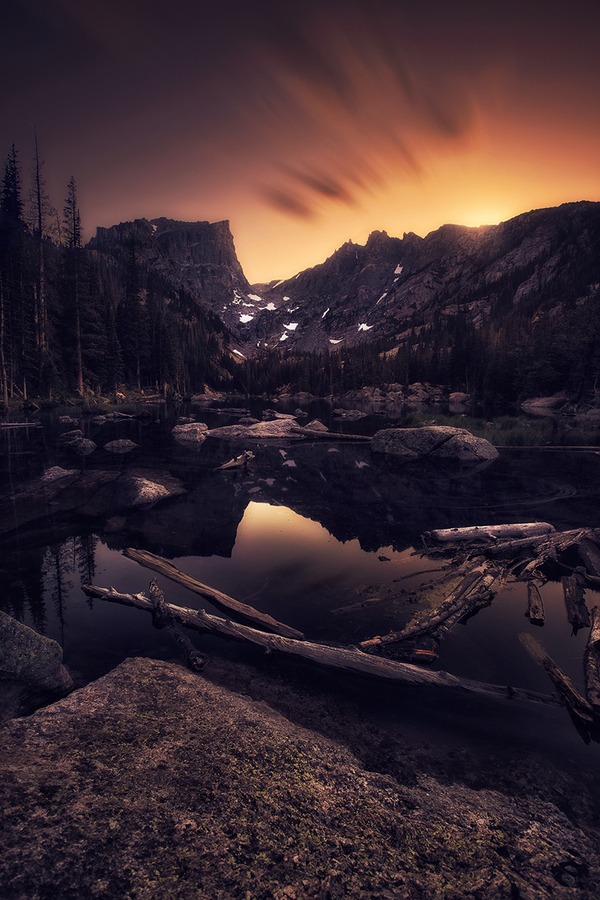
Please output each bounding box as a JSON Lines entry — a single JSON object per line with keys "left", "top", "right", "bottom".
{"left": 148, "top": 579, "right": 208, "bottom": 670}
{"left": 428, "top": 523, "right": 554, "bottom": 544}
{"left": 518, "top": 633, "right": 596, "bottom": 735}
{"left": 171, "top": 625, "right": 208, "bottom": 671}
{"left": 358, "top": 565, "right": 498, "bottom": 652}
{"left": 526, "top": 582, "right": 545, "bottom": 625}
{"left": 123, "top": 548, "right": 304, "bottom": 640}
{"left": 290, "top": 425, "right": 371, "bottom": 442}
{"left": 578, "top": 538, "right": 600, "bottom": 578}
{"left": 149, "top": 579, "right": 171, "bottom": 629}
{"left": 562, "top": 571, "right": 591, "bottom": 630}
{"left": 82, "top": 584, "right": 556, "bottom": 706}
{"left": 214, "top": 450, "right": 255, "bottom": 471}
{"left": 584, "top": 606, "right": 600, "bottom": 713}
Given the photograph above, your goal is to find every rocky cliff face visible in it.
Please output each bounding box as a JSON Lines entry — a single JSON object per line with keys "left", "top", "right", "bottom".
{"left": 89, "top": 201, "right": 600, "bottom": 359}
{"left": 89, "top": 217, "right": 252, "bottom": 317}
{"left": 245, "top": 200, "right": 600, "bottom": 354}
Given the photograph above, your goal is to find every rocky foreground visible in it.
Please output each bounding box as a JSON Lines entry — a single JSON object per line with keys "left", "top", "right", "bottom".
{"left": 2, "top": 656, "right": 600, "bottom": 900}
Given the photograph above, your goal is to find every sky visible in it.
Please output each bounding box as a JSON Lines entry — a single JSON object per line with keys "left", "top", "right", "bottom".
{"left": 2, "top": 0, "right": 600, "bottom": 283}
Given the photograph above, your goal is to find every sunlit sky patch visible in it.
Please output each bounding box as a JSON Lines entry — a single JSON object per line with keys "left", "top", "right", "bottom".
{"left": 2, "top": 0, "right": 600, "bottom": 282}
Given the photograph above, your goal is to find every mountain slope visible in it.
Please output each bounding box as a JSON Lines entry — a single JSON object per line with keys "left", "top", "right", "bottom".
{"left": 246, "top": 201, "right": 600, "bottom": 354}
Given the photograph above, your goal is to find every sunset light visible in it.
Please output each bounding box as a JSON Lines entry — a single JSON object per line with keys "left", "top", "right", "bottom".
{"left": 2, "top": 0, "right": 600, "bottom": 282}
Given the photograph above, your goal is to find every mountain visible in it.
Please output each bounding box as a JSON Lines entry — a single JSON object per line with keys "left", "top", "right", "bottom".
{"left": 89, "top": 216, "right": 252, "bottom": 311}
{"left": 83, "top": 202, "right": 600, "bottom": 402}
{"left": 240, "top": 200, "right": 600, "bottom": 354}
{"left": 88, "top": 201, "right": 600, "bottom": 360}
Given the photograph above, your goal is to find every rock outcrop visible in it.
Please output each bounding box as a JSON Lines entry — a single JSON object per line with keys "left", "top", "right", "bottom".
{"left": 0, "top": 611, "right": 73, "bottom": 722}
{"left": 371, "top": 426, "right": 499, "bottom": 464}
{"left": 1, "top": 656, "right": 598, "bottom": 900}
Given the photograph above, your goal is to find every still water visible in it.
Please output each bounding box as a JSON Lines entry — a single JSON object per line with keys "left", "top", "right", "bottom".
{"left": 2, "top": 400, "right": 600, "bottom": 761}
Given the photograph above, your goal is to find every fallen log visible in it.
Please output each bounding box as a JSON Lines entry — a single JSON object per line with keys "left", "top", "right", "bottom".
{"left": 358, "top": 565, "right": 498, "bottom": 652}
{"left": 123, "top": 548, "right": 304, "bottom": 640}
{"left": 584, "top": 606, "right": 600, "bottom": 713}
{"left": 82, "top": 584, "right": 556, "bottom": 706}
{"left": 290, "top": 424, "right": 371, "bottom": 442}
{"left": 427, "top": 523, "right": 555, "bottom": 544}
{"left": 518, "top": 633, "right": 595, "bottom": 731}
{"left": 562, "top": 571, "right": 591, "bottom": 630}
{"left": 526, "top": 582, "right": 545, "bottom": 625}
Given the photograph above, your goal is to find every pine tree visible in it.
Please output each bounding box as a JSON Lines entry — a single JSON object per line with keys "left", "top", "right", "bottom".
{"left": 62, "top": 177, "right": 83, "bottom": 394}
{"left": 28, "top": 129, "right": 57, "bottom": 393}
{"left": 0, "top": 144, "right": 27, "bottom": 406}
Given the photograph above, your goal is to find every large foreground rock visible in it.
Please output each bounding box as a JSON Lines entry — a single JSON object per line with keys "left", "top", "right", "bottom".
{"left": 1, "top": 657, "right": 598, "bottom": 899}
{"left": 371, "top": 426, "right": 499, "bottom": 464}
{"left": 0, "top": 611, "right": 73, "bottom": 722}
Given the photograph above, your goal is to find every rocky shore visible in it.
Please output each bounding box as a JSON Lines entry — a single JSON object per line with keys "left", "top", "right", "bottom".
{"left": 2, "top": 654, "right": 600, "bottom": 900}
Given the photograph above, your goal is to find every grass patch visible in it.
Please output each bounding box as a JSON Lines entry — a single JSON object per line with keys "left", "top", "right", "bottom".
{"left": 395, "top": 412, "right": 600, "bottom": 447}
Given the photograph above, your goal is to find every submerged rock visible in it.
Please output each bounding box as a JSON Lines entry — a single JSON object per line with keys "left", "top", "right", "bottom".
{"left": 0, "top": 611, "right": 73, "bottom": 722}
{"left": 333, "top": 408, "right": 367, "bottom": 421}
{"left": 371, "top": 426, "right": 499, "bottom": 464}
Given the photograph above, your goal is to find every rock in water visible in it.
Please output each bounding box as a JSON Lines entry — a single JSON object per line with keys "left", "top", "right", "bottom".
{"left": 103, "top": 439, "right": 139, "bottom": 454}
{"left": 371, "top": 426, "right": 498, "bottom": 464}
{"left": 0, "top": 611, "right": 73, "bottom": 722}
{"left": 171, "top": 422, "right": 209, "bottom": 448}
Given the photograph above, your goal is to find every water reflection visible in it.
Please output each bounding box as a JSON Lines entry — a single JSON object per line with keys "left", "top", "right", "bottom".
{"left": 2, "top": 408, "right": 600, "bottom": 754}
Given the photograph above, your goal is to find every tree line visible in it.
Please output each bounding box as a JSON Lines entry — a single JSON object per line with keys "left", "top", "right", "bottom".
{"left": 0, "top": 137, "right": 231, "bottom": 407}
{"left": 239, "top": 292, "right": 600, "bottom": 406}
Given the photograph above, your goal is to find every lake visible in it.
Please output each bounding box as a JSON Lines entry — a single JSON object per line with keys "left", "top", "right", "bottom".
{"left": 2, "top": 398, "right": 600, "bottom": 771}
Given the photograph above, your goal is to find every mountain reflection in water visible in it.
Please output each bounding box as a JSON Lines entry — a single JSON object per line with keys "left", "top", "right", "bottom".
{"left": 2, "top": 405, "right": 600, "bottom": 760}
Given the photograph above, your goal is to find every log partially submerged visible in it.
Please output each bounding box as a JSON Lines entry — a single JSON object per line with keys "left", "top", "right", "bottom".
{"left": 123, "top": 547, "right": 304, "bottom": 640}
{"left": 518, "top": 633, "right": 597, "bottom": 739}
{"left": 562, "top": 571, "right": 591, "bottom": 630}
{"left": 427, "top": 523, "right": 555, "bottom": 544}
{"left": 577, "top": 538, "right": 600, "bottom": 578}
{"left": 526, "top": 582, "right": 545, "bottom": 625}
{"left": 359, "top": 565, "right": 498, "bottom": 652}
{"left": 584, "top": 606, "right": 600, "bottom": 713}
{"left": 82, "top": 584, "right": 556, "bottom": 706}
{"left": 148, "top": 578, "right": 208, "bottom": 670}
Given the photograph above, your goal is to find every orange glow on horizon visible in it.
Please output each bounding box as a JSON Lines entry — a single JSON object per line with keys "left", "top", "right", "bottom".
{"left": 3, "top": 0, "right": 600, "bottom": 284}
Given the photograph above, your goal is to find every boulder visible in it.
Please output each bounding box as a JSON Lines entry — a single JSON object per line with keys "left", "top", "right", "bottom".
{"left": 449, "top": 392, "right": 470, "bottom": 403}
{"left": 66, "top": 436, "right": 97, "bottom": 456}
{"left": 103, "top": 439, "right": 139, "bottom": 454}
{"left": 304, "top": 419, "right": 329, "bottom": 432}
{"left": 371, "top": 426, "right": 499, "bottom": 464}
{"left": 0, "top": 610, "right": 73, "bottom": 722}
{"left": 206, "top": 419, "right": 306, "bottom": 442}
{"left": 120, "top": 475, "right": 173, "bottom": 509}
{"left": 40, "top": 466, "right": 78, "bottom": 483}
{"left": 1, "top": 657, "right": 598, "bottom": 900}
{"left": 171, "top": 422, "right": 208, "bottom": 448}
{"left": 520, "top": 393, "right": 569, "bottom": 416}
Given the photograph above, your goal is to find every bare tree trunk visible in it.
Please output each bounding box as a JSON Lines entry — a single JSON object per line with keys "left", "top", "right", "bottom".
{"left": 0, "top": 274, "right": 8, "bottom": 408}
{"left": 82, "top": 583, "right": 557, "bottom": 706}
